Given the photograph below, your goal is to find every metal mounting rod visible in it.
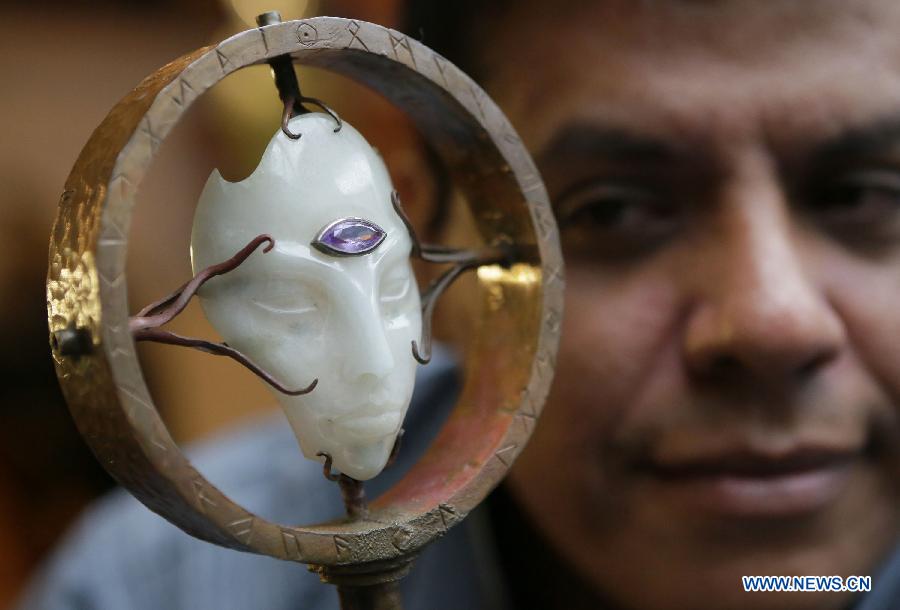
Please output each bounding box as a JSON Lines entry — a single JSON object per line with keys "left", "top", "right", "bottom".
{"left": 256, "top": 11, "right": 304, "bottom": 116}
{"left": 314, "top": 450, "right": 402, "bottom": 609}
{"left": 257, "top": 11, "right": 342, "bottom": 139}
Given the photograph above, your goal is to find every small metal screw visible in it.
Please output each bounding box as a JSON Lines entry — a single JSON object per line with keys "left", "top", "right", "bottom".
{"left": 52, "top": 325, "right": 93, "bottom": 358}
{"left": 256, "top": 11, "right": 282, "bottom": 27}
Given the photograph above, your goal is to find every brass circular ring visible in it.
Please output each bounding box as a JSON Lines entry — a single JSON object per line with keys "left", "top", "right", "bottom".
{"left": 47, "top": 17, "right": 563, "bottom": 568}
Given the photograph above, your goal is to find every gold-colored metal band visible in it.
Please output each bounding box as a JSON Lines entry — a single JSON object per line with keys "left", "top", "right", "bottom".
{"left": 47, "top": 17, "right": 563, "bottom": 568}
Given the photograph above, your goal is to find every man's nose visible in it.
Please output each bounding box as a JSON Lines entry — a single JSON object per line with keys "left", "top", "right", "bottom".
{"left": 683, "top": 159, "right": 845, "bottom": 386}
{"left": 342, "top": 291, "right": 396, "bottom": 381}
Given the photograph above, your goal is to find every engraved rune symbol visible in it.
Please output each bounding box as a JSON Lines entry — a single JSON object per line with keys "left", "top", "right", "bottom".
{"left": 391, "top": 526, "right": 414, "bottom": 551}
{"left": 389, "top": 31, "right": 416, "bottom": 67}
{"left": 334, "top": 535, "right": 353, "bottom": 559}
{"left": 298, "top": 22, "right": 318, "bottom": 46}
{"left": 228, "top": 517, "right": 254, "bottom": 544}
{"left": 438, "top": 503, "right": 460, "bottom": 529}
{"left": 347, "top": 20, "right": 369, "bottom": 51}
{"left": 433, "top": 54, "right": 449, "bottom": 86}
{"left": 546, "top": 308, "right": 562, "bottom": 333}
{"left": 516, "top": 410, "right": 536, "bottom": 435}
{"left": 176, "top": 79, "right": 195, "bottom": 107}
{"left": 143, "top": 117, "right": 163, "bottom": 154}
{"left": 469, "top": 84, "right": 487, "bottom": 122}
{"left": 494, "top": 444, "right": 518, "bottom": 467}
{"left": 216, "top": 49, "right": 233, "bottom": 72}
{"left": 281, "top": 529, "right": 303, "bottom": 560}
{"left": 192, "top": 478, "right": 217, "bottom": 510}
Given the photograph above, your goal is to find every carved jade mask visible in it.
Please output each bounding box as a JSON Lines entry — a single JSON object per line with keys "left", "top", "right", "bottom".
{"left": 190, "top": 114, "right": 422, "bottom": 480}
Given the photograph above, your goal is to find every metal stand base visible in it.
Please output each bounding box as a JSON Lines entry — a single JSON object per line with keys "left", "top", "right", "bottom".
{"left": 337, "top": 582, "right": 404, "bottom": 610}
{"left": 310, "top": 556, "right": 414, "bottom": 610}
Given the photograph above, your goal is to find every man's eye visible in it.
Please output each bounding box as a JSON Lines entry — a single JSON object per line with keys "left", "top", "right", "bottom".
{"left": 555, "top": 182, "right": 679, "bottom": 258}
{"left": 812, "top": 169, "right": 900, "bottom": 231}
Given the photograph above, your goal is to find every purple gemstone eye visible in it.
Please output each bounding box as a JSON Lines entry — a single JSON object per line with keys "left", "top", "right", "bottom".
{"left": 312, "top": 217, "right": 386, "bottom": 257}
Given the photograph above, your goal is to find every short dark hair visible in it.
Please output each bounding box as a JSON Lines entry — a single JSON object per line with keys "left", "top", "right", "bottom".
{"left": 399, "top": 3, "right": 514, "bottom": 234}
{"left": 401, "top": 2, "right": 500, "bottom": 81}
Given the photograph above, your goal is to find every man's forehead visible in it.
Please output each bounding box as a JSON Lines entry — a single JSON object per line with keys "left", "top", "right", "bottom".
{"left": 482, "top": 0, "right": 900, "bottom": 155}
{"left": 482, "top": 0, "right": 900, "bottom": 55}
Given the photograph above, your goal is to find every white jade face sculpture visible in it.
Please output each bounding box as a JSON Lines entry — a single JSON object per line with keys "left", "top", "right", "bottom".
{"left": 191, "top": 114, "right": 422, "bottom": 480}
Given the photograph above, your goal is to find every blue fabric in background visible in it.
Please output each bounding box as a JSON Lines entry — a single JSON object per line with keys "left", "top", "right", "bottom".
{"left": 14, "top": 342, "right": 900, "bottom": 610}
{"left": 16, "top": 346, "right": 505, "bottom": 610}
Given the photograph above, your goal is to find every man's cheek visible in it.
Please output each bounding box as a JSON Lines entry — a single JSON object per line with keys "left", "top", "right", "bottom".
{"left": 813, "top": 255, "right": 900, "bottom": 496}
{"left": 824, "top": 254, "right": 900, "bottom": 404}
{"left": 553, "top": 268, "right": 682, "bottom": 435}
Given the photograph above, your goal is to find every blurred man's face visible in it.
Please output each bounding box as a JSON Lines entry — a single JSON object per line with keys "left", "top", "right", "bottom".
{"left": 484, "top": 2, "right": 900, "bottom": 608}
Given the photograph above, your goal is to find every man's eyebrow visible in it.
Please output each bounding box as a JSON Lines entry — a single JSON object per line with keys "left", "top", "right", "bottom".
{"left": 536, "top": 123, "right": 679, "bottom": 164}
{"left": 812, "top": 117, "right": 900, "bottom": 163}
